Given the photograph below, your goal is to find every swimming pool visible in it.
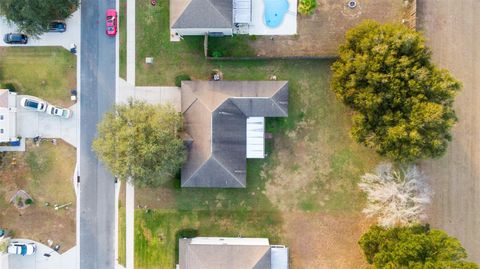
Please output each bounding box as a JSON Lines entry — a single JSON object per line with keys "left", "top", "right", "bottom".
{"left": 263, "top": 0, "right": 289, "bottom": 28}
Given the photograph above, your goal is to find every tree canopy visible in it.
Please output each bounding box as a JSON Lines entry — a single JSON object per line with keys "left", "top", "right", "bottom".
{"left": 0, "top": 0, "right": 79, "bottom": 36}
{"left": 359, "top": 225, "right": 478, "bottom": 269}
{"left": 359, "top": 163, "right": 431, "bottom": 228}
{"left": 331, "top": 20, "right": 461, "bottom": 162}
{"left": 93, "top": 100, "right": 186, "bottom": 187}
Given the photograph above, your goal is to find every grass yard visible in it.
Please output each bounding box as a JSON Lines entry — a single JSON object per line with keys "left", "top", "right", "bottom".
{"left": 0, "top": 47, "right": 76, "bottom": 107}
{"left": 119, "top": 0, "right": 127, "bottom": 79}
{"left": 127, "top": 1, "right": 383, "bottom": 268}
{"left": 0, "top": 140, "right": 77, "bottom": 252}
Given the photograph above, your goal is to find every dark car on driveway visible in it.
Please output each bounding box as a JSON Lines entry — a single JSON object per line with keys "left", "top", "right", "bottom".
{"left": 49, "top": 21, "right": 67, "bottom": 32}
{"left": 3, "top": 33, "right": 28, "bottom": 44}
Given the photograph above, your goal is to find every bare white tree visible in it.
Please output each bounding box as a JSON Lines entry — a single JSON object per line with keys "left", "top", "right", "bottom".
{"left": 358, "top": 163, "right": 432, "bottom": 228}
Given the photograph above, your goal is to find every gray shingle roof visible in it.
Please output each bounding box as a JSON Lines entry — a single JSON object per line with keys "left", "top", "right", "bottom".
{"left": 181, "top": 81, "right": 288, "bottom": 188}
{"left": 170, "top": 0, "right": 233, "bottom": 29}
{"left": 179, "top": 238, "right": 272, "bottom": 269}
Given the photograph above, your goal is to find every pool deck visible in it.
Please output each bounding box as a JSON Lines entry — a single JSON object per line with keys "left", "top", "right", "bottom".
{"left": 249, "top": 0, "right": 297, "bottom": 35}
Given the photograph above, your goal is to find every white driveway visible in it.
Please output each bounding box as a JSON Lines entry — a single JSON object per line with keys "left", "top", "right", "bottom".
{"left": 16, "top": 96, "right": 78, "bottom": 147}
{"left": 0, "top": 10, "right": 80, "bottom": 50}
{"left": 7, "top": 239, "right": 76, "bottom": 269}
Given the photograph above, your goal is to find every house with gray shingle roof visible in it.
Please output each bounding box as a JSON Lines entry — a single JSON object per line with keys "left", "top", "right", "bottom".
{"left": 180, "top": 81, "right": 288, "bottom": 188}
{"left": 178, "top": 237, "right": 289, "bottom": 269}
{"left": 170, "top": 0, "right": 234, "bottom": 39}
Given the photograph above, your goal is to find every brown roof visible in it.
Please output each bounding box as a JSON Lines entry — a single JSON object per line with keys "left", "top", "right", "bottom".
{"left": 181, "top": 81, "right": 288, "bottom": 188}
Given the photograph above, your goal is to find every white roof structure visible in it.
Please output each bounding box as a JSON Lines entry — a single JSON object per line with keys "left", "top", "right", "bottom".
{"left": 271, "top": 247, "right": 289, "bottom": 269}
{"left": 0, "top": 89, "right": 17, "bottom": 142}
{"left": 234, "top": 0, "right": 252, "bottom": 24}
{"left": 246, "top": 117, "right": 265, "bottom": 158}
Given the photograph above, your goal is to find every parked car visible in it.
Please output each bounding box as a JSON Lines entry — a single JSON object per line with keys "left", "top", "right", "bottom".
{"left": 106, "top": 9, "right": 117, "bottom": 36}
{"left": 3, "top": 33, "right": 28, "bottom": 44}
{"left": 46, "top": 104, "right": 72, "bottom": 119}
{"left": 7, "top": 242, "right": 37, "bottom": 256}
{"left": 20, "top": 97, "right": 47, "bottom": 112}
{"left": 49, "top": 21, "right": 67, "bottom": 32}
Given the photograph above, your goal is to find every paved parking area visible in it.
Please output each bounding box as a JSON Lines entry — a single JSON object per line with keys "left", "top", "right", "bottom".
{"left": 7, "top": 239, "right": 76, "bottom": 269}
{"left": 0, "top": 10, "right": 80, "bottom": 50}
{"left": 16, "top": 95, "right": 78, "bottom": 147}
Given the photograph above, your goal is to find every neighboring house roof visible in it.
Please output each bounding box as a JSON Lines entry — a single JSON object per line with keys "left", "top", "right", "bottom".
{"left": 170, "top": 0, "right": 233, "bottom": 29}
{"left": 0, "top": 89, "right": 17, "bottom": 142}
{"left": 181, "top": 81, "right": 288, "bottom": 188}
{"left": 179, "top": 237, "right": 273, "bottom": 269}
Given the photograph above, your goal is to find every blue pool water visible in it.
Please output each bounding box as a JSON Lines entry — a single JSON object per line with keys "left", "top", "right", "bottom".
{"left": 264, "top": 0, "right": 289, "bottom": 28}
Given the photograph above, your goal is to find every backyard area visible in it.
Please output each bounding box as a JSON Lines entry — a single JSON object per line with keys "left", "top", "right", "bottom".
{"left": 0, "top": 139, "right": 77, "bottom": 252}
{"left": 123, "top": 1, "right": 383, "bottom": 268}
{"left": 247, "top": 0, "right": 414, "bottom": 57}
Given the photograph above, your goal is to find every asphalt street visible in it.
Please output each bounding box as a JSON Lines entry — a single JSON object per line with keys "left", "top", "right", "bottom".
{"left": 79, "top": 0, "right": 117, "bottom": 268}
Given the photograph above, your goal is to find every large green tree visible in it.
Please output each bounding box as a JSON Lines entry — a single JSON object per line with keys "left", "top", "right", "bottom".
{"left": 93, "top": 100, "right": 186, "bottom": 187}
{"left": 331, "top": 20, "right": 461, "bottom": 162}
{"left": 359, "top": 225, "right": 478, "bottom": 269}
{"left": 0, "top": 0, "right": 79, "bottom": 36}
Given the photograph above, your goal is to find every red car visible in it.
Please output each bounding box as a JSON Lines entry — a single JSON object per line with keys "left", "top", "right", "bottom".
{"left": 106, "top": 9, "right": 117, "bottom": 36}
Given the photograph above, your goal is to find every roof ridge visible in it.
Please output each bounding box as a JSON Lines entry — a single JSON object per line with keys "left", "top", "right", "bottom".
{"left": 181, "top": 155, "right": 212, "bottom": 187}
{"left": 211, "top": 156, "right": 246, "bottom": 187}
{"left": 204, "top": 0, "right": 232, "bottom": 26}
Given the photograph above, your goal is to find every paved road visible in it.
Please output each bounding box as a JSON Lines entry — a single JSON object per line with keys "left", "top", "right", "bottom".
{"left": 418, "top": 0, "right": 480, "bottom": 263}
{"left": 79, "top": 0, "right": 117, "bottom": 268}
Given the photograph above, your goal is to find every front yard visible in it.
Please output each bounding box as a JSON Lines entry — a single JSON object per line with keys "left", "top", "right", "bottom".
{"left": 125, "top": 2, "right": 383, "bottom": 267}
{"left": 0, "top": 47, "right": 76, "bottom": 107}
{"left": 0, "top": 140, "right": 77, "bottom": 251}
{"left": 0, "top": 46, "right": 77, "bottom": 251}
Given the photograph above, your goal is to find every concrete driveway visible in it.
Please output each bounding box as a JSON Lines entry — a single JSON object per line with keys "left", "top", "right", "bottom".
{"left": 16, "top": 95, "right": 77, "bottom": 147}
{"left": 0, "top": 10, "right": 80, "bottom": 50}
{"left": 7, "top": 239, "right": 76, "bottom": 269}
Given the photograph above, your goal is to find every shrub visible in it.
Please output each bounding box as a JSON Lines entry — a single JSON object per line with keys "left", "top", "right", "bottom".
{"left": 175, "top": 74, "right": 191, "bottom": 87}
{"left": 211, "top": 51, "right": 222, "bottom": 58}
{"left": 298, "top": 0, "right": 317, "bottom": 15}
{"left": 25, "top": 198, "right": 33, "bottom": 205}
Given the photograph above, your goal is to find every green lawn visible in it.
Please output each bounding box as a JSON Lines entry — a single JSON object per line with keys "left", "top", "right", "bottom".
{"left": 129, "top": 1, "right": 382, "bottom": 268}
{"left": 0, "top": 47, "right": 76, "bottom": 107}
{"left": 119, "top": 0, "right": 127, "bottom": 79}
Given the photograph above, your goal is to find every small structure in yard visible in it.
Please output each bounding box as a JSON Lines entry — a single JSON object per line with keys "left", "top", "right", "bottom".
{"left": 145, "top": 57, "right": 154, "bottom": 64}
{"left": 178, "top": 237, "right": 289, "bottom": 269}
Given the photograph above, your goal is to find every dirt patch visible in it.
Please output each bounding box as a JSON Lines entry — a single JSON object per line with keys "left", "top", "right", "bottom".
{"left": 0, "top": 139, "right": 76, "bottom": 252}
{"left": 283, "top": 212, "right": 372, "bottom": 269}
{"left": 249, "top": 0, "right": 409, "bottom": 57}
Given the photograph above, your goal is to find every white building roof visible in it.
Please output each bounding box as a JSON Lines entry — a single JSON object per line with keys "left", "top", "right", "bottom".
{"left": 0, "top": 89, "right": 17, "bottom": 142}
{"left": 234, "top": 0, "right": 252, "bottom": 24}
{"left": 189, "top": 237, "right": 270, "bottom": 246}
{"left": 246, "top": 117, "right": 264, "bottom": 158}
{"left": 271, "top": 247, "right": 289, "bottom": 269}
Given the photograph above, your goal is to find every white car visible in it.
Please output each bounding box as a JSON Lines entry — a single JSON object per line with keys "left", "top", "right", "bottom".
{"left": 7, "top": 242, "right": 37, "bottom": 256}
{"left": 46, "top": 104, "right": 72, "bottom": 119}
{"left": 20, "top": 97, "right": 47, "bottom": 112}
